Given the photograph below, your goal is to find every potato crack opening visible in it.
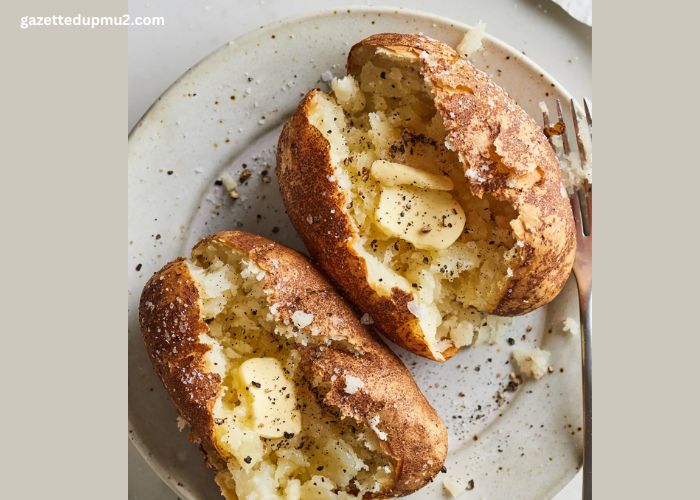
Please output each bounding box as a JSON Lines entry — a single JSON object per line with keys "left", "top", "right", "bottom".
{"left": 310, "top": 54, "right": 518, "bottom": 357}
{"left": 187, "top": 246, "right": 393, "bottom": 499}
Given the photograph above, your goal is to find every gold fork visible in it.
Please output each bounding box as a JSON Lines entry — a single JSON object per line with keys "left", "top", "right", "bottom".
{"left": 543, "top": 98, "right": 593, "bottom": 500}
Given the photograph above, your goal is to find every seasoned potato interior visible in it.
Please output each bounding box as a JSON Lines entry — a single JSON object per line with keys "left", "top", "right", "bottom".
{"left": 186, "top": 245, "right": 393, "bottom": 500}
{"left": 309, "top": 54, "right": 516, "bottom": 357}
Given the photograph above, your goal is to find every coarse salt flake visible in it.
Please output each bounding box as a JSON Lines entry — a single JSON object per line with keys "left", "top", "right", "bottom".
{"left": 466, "top": 168, "right": 485, "bottom": 183}
{"left": 344, "top": 374, "right": 365, "bottom": 394}
{"left": 176, "top": 416, "right": 188, "bottom": 431}
{"left": 407, "top": 301, "right": 424, "bottom": 319}
{"left": 291, "top": 310, "right": 314, "bottom": 329}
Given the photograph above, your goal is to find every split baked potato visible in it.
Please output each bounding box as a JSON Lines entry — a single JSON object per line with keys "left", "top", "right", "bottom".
{"left": 139, "top": 231, "right": 447, "bottom": 499}
{"left": 277, "top": 33, "right": 576, "bottom": 361}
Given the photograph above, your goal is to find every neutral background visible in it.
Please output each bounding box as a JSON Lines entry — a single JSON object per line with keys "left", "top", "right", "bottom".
{"left": 128, "top": 1, "right": 591, "bottom": 498}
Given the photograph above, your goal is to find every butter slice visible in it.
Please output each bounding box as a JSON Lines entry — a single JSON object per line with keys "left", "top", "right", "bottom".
{"left": 375, "top": 186, "right": 466, "bottom": 250}
{"left": 237, "top": 357, "right": 301, "bottom": 438}
{"left": 370, "top": 160, "right": 454, "bottom": 191}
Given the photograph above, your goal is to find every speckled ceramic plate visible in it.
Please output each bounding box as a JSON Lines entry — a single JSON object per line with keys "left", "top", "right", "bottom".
{"left": 129, "top": 7, "right": 583, "bottom": 500}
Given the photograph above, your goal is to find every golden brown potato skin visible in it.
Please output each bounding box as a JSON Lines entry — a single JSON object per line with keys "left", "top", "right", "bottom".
{"left": 139, "top": 231, "right": 448, "bottom": 497}
{"left": 277, "top": 34, "right": 575, "bottom": 360}
{"left": 139, "top": 257, "right": 224, "bottom": 466}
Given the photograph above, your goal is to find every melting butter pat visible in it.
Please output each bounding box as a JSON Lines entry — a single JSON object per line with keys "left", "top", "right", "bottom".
{"left": 237, "top": 357, "right": 301, "bottom": 438}
{"left": 370, "top": 160, "right": 454, "bottom": 191}
{"left": 375, "top": 186, "right": 466, "bottom": 250}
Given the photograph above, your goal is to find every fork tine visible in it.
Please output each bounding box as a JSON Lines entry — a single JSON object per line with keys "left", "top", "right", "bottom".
{"left": 581, "top": 99, "right": 593, "bottom": 234}
{"left": 570, "top": 99, "right": 588, "bottom": 167}
{"left": 570, "top": 190, "right": 584, "bottom": 237}
{"left": 584, "top": 182, "right": 592, "bottom": 233}
{"left": 541, "top": 103, "right": 555, "bottom": 148}
{"left": 556, "top": 99, "right": 571, "bottom": 155}
{"left": 546, "top": 98, "right": 592, "bottom": 236}
{"left": 576, "top": 183, "right": 592, "bottom": 236}
{"left": 583, "top": 98, "right": 593, "bottom": 140}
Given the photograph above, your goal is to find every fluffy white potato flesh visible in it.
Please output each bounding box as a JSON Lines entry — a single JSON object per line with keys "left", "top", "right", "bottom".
{"left": 186, "top": 249, "right": 393, "bottom": 499}
{"left": 307, "top": 59, "right": 517, "bottom": 359}
{"left": 512, "top": 348, "right": 551, "bottom": 380}
{"left": 331, "top": 75, "right": 366, "bottom": 113}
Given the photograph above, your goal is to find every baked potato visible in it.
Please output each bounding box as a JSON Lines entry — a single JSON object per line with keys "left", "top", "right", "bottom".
{"left": 277, "top": 33, "right": 576, "bottom": 361}
{"left": 139, "top": 231, "right": 447, "bottom": 499}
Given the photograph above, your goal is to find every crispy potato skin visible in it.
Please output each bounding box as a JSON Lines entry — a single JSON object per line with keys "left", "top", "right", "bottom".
{"left": 277, "top": 34, "right": 575, "bottom": 361}
{"left": 140, "top": 231, "right": 447, "bottom": 497}
{"left": 139, "top": 258, "right": 224, "bottom": 467}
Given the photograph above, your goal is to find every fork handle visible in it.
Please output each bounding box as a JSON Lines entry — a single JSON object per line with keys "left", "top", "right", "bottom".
{"left": 577, "top": 281, "right": 592, "bottom": 500}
